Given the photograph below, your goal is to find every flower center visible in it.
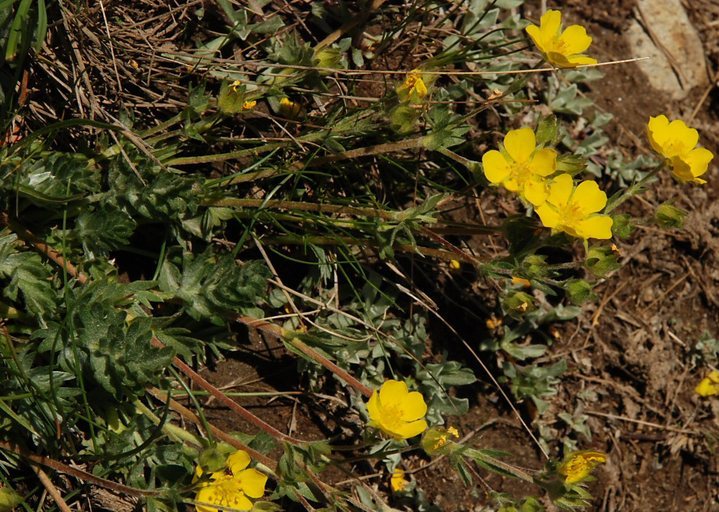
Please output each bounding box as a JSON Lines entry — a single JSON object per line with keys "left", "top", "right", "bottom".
{"left": 381, "top": 403, "right": 404, "bottom": 429}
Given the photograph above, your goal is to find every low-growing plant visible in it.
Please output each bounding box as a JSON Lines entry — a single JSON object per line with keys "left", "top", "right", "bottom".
{"left": 0, "top": 1, "right": 715, "bottom": 511}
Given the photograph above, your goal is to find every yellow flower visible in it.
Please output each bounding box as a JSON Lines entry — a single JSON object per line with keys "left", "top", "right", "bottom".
{"left": 482, "top": 127, "right": 558, "bottom": 205}
{"left": 229, "top": 80, "right": 242, "bottom": 93}
{"left": 535, "top": 174, "right": 613, "bottom": 239}
{"left": 449, "top": 259, "right": 461, "bottom": 270}
{"left": 367, "top": 380, "right": 428, "bottom": 439}
{"left": 397, "top": 70, "right": 429, "bottom": 102}
{"left": 194, "top": 450, "right": 268, "bottom": 512}
{"left": 486, "top": 315, "right": 503, "bottom": 331}
{"left": 558, "top": 450, "right": 606, "bottom": 485}
{"left": 242, "top": 100, "right": 256, "bottom": 110}
{"left": 695, "top": 370, "right": 719, "bottom": 397}
{"left": 526, "top": 10, "right": 597, "bottom": 68}
{"left": 390, "top": 468, "right": 408, "bottom": 492}
{"left": 647, "top": 115, "right": 714, "bottom": 184}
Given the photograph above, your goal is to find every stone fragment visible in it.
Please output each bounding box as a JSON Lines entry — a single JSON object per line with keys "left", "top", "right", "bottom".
{"left": 625, "top": 0, "right": 708, "bottom": 99}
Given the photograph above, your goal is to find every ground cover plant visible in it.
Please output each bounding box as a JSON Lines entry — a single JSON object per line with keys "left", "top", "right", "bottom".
{"left": 0, "top": 0, "right": 718, "bottom": 511}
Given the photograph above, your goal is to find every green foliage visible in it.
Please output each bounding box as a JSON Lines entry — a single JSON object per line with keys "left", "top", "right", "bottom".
{"left": 159, "top": 249, "right": 270, "bottom": 324}
{"left": 0, "top": 233, "right": 55, "bottom": 319}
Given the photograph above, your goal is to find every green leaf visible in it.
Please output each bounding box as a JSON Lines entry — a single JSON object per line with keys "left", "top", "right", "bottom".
{"left": 74, "top": 207, "right": 137, "bottom": 254}
{"left": 535, "top": 115, "right": 558, "bottom": 146}
{"left": 160, "top": 249, "right": 270, "bottom": 324}
{"left": 564, "top": 279, "right": 595, "bottom": 305}
{"left": 0, "top": 234, "right": 56, "bottom": 319}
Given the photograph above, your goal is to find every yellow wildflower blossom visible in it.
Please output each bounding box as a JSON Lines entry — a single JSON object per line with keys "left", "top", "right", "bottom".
{"left": 647, "top": 115, "right": 714, "bottom": 184}
{"left": 695, "top": 370, "right": 719, "bottom": 397}
{"left": 229, "top": 80, "right": 242, "bottom": 93}
{"left": 242, "top": 100, "right": 257, "bottom": 110}
{"left": 482, "top": 127, "right": 558, "bottom": 205}
{"left": 486, "top": 315, "right": 503, "bottom": 331}
{"left": 535, "top": 174, "right": 613, "bottom": 239}
{"left": 390, "top": 468, "right": 408, "bottom": 492}
{"left": 558, "top": 450, "right": 606, "bottom": 485}
{"left": 449, "top": 259, "right": 461, "bottom": 270}
{"left": 367, "top": 379, "right": 428, "bottom": 439}
{"left": 194, "top": 450, "right": 268, "bottom": 512}
{"left": 525, "top": 10, "right": 597, "bottom": 68}
{"left": 397, "top": 69, "right": 429, "bottom": 103}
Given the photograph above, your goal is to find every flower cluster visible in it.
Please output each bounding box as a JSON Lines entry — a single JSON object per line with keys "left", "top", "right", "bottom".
{"left": 366, "top": 379, "right": 428, "bottom": 439}
{"left": 482, "top": 126, "right": 613, "bottom": 240}
{"left": 397, "top": 69, "right": 430, "bottom": 103}
{"left": 647, "top": 115, "right": 714, "bottom": 184}
{"left": 194, "top": 450, "right": 268, "bottom": 512}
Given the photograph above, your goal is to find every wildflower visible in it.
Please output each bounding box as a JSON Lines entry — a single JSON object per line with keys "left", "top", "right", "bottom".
{"left": 366, "top": 379, "right": 428, "bottom": 439}
{"left": 421, "top": 426, "right": 460, "bottom": 455}
{"left": 449, "top": 259, "right": 461, "bottom": 270}
{"left": 647, "top": 115, "right": 714, "bottom": 184}
{"left": 397, "top": 69, "right": 429, "bottom": 102}
{"left": 695, "top": 370, "right": 719, "bottom": 397}
{"left": 194, "top": 450, "right": 268, "bottom": 512}
{"left": 558, "top": 450, "right": 606, "bottom": 485}
{"left": 482, "top": 127, "right": 557, "bottom": 206}
{"left": 229, "top": 80, "right": 242, "bottom": 93}
{"left": 390, "top": 468, "right": 408, "bottom": 492}
{"left": 535, "top": 174, "right": 613, "bottom": 239}
{"left": 525, "top": 10, "right": 597, "bottom": 68}
{"left": 242, "top": 100, "right": 257, "bottom": 110}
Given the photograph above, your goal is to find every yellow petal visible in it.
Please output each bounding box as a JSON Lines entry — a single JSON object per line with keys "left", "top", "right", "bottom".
{"left": 226, "top": 450, "right": 251, "bottom": 474}
{"left": 482, "top": 150, "right": 511, "bottom": 184}
{"left": 236, "top": 469, "right": 267, "bottom": 499}
{"left": 379, "top": 379, "right": 408, "bottom": 406}
{"left": 558, "top": 25, "right": 592, "bottom": 54}
{"left": 528, "top": 147, "right": 558, "bottom": 177}
{"left": 504, "top": 177, "right": 520, "bottom": 192}
{"left": 195, "top": 486, "right": 221, "bottom": 512}
{"left": 695, "top": 374, "right": 719, "bottom": 396}
{"left": 522, "top": 178, "right": 548, "bottom": 206}
{"left": 571, "top": 180, "right": 607, "bottom": 214}
{"left": 400, "top": 391, "right": 428, "bottom": 422}
{"left": 536, "top": 204, "right": 560, "bottom": 228}
{"left": 540, "top": 10, "right": 563, "bottom": 39}
{"left": 393, "top": 419, "right": 428, "bottom": 439}
{"left": 647, "top": 115, "right": 670, "bottom": 153}
{"left": 575, "top": 215, "right": 613, "bottom": 239}
{"left": 563, "top": 54, "right": 597, "bottom": 67}
{"left": 667, "top": 119, "right": 699, "bottom": 154}
{"left": 546, "top": 173, "right": 574, "bottom": 207}
{"left": 233, "top": 493, "right": 253, "bottom": 511}
{"left": 366, "top": 391, "right": 381, "bottom": 423}
{"left": 525, "top": 24, "right": 546, "bottom": 53}
{"left": 503, "top": 127, "right": 536, "bottom": 164}
{"left": 682, "top": 146, "right": 713, "bottom": 179}
{"left": 390, "top": 469, "right": 408, "bottom": 492}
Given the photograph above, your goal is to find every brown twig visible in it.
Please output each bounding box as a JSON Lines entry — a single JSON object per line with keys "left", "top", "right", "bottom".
{"left": 146, "top": 388, "right": 276, "bottom": 469}
{"left": 32, "top": 466, "right": 73, "bottom": 512}
{"left": 0, "top": 441, "right": 159, "bottom": 498}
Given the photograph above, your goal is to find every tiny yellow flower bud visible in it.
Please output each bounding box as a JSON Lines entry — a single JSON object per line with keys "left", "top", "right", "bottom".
{"left": 229, "top": 80, "right": 242, "bottom": 93}
{"left": 511, "top": 276, "right": 532, "bottom": 288}
{"left": 449, "top": 259, "right": 461, "bottom": 270}
{"left": 486, "top": 315, "right": 503, "bottom": 331}
{"left": 242, "top": 100, "right": 256, "bottom": 110}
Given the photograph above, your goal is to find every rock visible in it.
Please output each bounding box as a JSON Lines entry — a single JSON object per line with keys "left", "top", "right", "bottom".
{"left": 625, "top": 0, "right": 708, "bottom": 99}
